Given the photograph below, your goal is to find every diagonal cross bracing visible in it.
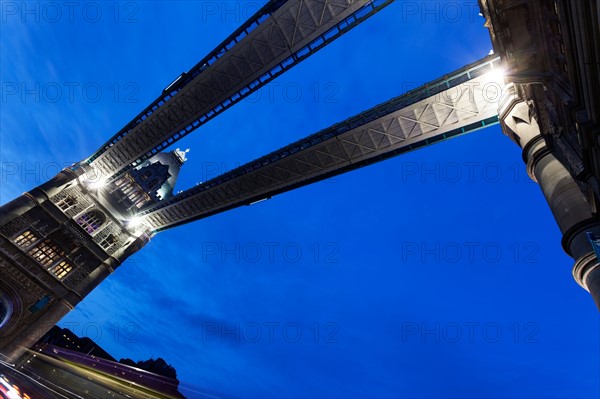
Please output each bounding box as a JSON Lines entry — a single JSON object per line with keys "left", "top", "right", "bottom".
{"left": 140, "top": 56, "right": 503, "bottom": 232}
{"left": 87, "top": 0, "right": 394, "bottom": 179}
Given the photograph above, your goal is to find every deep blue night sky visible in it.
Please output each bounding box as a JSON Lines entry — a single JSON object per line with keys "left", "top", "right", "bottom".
{"left": 1, "top": 1, "right": 598, "bottom": 397}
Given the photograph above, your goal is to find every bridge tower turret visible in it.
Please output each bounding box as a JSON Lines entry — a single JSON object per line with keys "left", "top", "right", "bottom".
{"left": 0, "top": 150, "right": 186, "bottom": 362}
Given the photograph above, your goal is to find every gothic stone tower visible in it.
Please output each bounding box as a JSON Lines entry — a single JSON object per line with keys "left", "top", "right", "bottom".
{"left": 0, "top": 150, "right": 186, "bottom": 362}
{"left": 479, "top": 0, "right": 600, "bottom": 308}
{"left": 0, "top": 0, "right": 401, "bottom": 362}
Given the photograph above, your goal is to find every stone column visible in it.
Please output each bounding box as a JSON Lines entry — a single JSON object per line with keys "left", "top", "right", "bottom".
{"left": 500, "top": 85, "right": 600, "bottom": 310}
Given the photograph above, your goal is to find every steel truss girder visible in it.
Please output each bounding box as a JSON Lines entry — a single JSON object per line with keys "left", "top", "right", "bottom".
{"left": 88, "top": 0, "right": 393, "bottom": 178}
{"left": 85, "top": 0, "right": 289, "bottom": 166}
{"left": 141, "top": 56, "right": 502, "bottom": 232}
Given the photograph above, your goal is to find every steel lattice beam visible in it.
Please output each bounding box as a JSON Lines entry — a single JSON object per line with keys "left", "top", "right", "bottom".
{"left": 140, "top": 56, "right": 503, "bottom": 232}
{"left": 87, "top": 0, "right": 394, "bottom": 178}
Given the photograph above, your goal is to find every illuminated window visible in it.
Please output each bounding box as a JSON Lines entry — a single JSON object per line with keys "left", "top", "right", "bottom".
{"left": 76, "top": 210, "right": 106, "bottom": 234}
{"left": 134, "top": 194, "right": 150, "bottom": 208}
{"left": 14, "top": 230, "right": 40, "bottom": 249}
{"left": 57, "top": 196, "right": 78, "bottom": 211}
{"left": 115, "top": 175, "right": 133, "bottom": 188}
{"left": 99, "top": 234, "right": 117, "bottom": 250}
{"left": 49, "top": 260, "right": 73, "bottom": 280}
{"left": 28, "top": 240, "right": 65, "bottom": 268}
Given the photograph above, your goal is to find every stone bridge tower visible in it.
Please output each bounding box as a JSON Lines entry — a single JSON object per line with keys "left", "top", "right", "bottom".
{"left": 0, "top": 150, "right": 186, "bottom": 361}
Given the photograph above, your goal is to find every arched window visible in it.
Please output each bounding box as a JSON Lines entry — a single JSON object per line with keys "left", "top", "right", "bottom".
{"left": 99, "top": 234, "right": 118, "bottom": 250}
{"left": 26, "top": 239, "right": 74, "bottom": 280}
{"left": 28, "top": 240, "right": 65, "bottom": 268}
{"left": 14, "top": 230, "right": 40, "bottom": 249}
{"left": 49, "top": 260, "right": 73, "bottom": 280}
{"left": 57, "top": 195, "right": 78, "bottom": 211}
{"left": 115, "top": 175, "right": 133, "bottom": 188}
{"left": 76, "top": 210, "right": 106, "bottom": 234}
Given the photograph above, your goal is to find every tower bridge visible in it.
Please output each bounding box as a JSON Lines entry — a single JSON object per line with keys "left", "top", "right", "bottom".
{"left": 1, "top": 0, "right": 599, "bottom": 371}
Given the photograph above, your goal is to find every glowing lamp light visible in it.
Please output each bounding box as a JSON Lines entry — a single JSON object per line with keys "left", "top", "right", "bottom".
{"left": 484, "top": 67, "right": 506, "bottom": 86}
{"left": 127, "top": 217, "right": 144, "bottom": 229}
{"left": 480, "top": 67, "right": 506, "bottom": 105}
{"left": 88, "top": 178, "right": 108, "bottom": 190}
